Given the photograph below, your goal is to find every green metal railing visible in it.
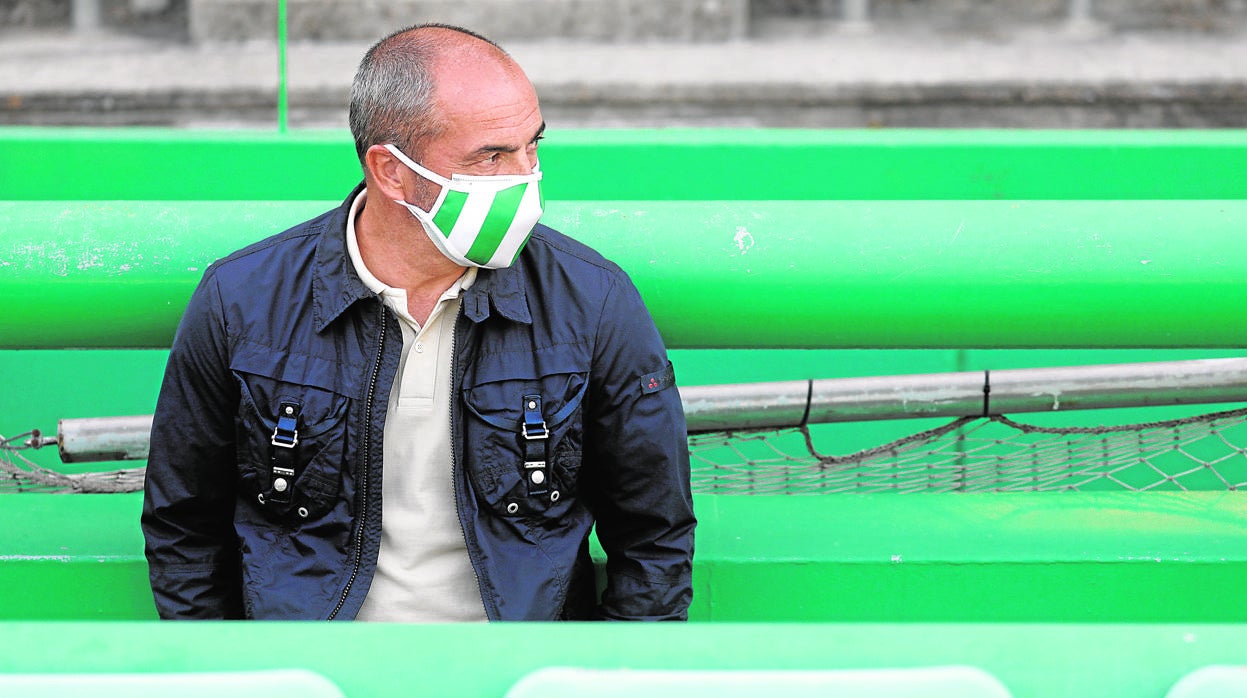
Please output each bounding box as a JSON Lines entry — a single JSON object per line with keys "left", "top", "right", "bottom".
{"left": 3, "top": 198, "right": 1245, "bottom": 349}
{"left": 278, "top": 0, "right": 289, "bottom": 133}
{"left": 2, "top": 127, "right": 1246, "bottom": 634}
{"left": 5, "top": 128, "right": 1247, "bottom": 201}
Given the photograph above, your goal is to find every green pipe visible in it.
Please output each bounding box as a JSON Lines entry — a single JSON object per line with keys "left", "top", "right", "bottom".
{"left": 3, "top": 128, "right": 1247, "bottom": 201}
{"left": 2, "top": 200, "right": 1246, "bottom": 349}
{"left": 5, "top": 621, "right": 1247, "bottom": 698}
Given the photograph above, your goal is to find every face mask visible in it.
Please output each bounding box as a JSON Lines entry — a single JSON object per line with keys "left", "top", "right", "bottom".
{"left": 385, "top": 144, "right": 544, "bottom": 269}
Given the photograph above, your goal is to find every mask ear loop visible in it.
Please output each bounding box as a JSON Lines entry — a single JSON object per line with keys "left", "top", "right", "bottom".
{"left": 384, "top": 144, "right": 452, "bottom": 219}
{"left": 385, "top": 143, "right": 542, "bottom": 190}
{"left": 384, "top": 144, "right": 451, "bottom": 187}
{"left": 448, "top": 167, "right": 544, "bottom": 186}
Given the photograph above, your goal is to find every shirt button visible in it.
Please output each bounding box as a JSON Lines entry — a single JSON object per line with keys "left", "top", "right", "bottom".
{"left": 415, "top": 342, "right": 424, "bottom": 353}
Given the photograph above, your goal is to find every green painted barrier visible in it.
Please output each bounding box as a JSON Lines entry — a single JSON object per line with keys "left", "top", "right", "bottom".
{"left": 505, "top": 666, "right": 1013, "bottom": 698}
{"left": 5, "top": 491, "right": 1246, "bottom": 623}
{"left": 4, "top": 200, "right": 1246, "bottom": 349}
{"left": 2, "top": 620, "right": 1247, "bottom": 697}
{"left": 3, "top": 128, "right": 1247, "bottom": 201}
{"left": 0, "top": 493, "right": 154, "bottom": 620}
{"left": 3, "top": 128, "right": 1247, "bottom": 656}
{"left": 0, "top": 670, "right": 345, "bottom": 698}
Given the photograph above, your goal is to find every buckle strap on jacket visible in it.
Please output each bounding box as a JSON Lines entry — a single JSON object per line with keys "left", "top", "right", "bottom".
{"left": 268, "top": 400, "right": 301, "bottom": 504}
{"left": 521, "top": 394, "right": 549, "bottom": 497}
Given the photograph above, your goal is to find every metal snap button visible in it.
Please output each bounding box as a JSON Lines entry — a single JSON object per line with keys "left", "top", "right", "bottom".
{"left": 273, "top": 477, "right": 289, "bottom": 493}
{"left": 530, "top": 470, "right": 546, "bottom": 485}
{"left": 550, "top": 490, "right": 561, "bottom": 502}
{"left": 506, "top": 502, "right": 519, "bottom": 514}
{"left": 297, "top": 507, "right": 309, "bottom": 518}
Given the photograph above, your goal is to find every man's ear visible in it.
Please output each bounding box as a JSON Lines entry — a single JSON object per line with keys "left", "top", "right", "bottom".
{"left": 364, "top": 144, "right": 406, "bottom": 201}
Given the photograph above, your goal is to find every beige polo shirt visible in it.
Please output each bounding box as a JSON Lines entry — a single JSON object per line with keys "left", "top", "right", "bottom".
{"left": 346, "top": 191, "right": 488, "bottom": 622}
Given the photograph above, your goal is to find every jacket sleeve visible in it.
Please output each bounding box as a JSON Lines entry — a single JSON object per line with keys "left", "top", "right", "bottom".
{"left": 584, "top": 270, "right": 696, "bottom": 621}
{"left": 141, "top": 270, "right": 244, "bottom": 619}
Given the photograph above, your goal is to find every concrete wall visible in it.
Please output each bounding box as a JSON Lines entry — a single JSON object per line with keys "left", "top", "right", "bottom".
{"left": 188, "top": 0, "right": 751, "bottom": 42}
{"left": 4, "top": 0, "right": 1246, "bottom": 41}
{"left": 0, "top": 0, "right": 187, "bottom": 37}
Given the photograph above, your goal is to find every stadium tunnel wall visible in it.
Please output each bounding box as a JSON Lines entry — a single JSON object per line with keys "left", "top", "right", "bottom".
{"left": 2, "top": 128, "right": 1247, "bottom": 694}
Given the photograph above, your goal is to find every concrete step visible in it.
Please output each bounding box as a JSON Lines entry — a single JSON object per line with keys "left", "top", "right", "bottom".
{"left": 4, "top": 0, "right": 1246, "bottom": 43}
{"left": 2, "top": 29, "right": 1245, "bottom": 129}
{"left": 189, "top": 0, "right": 1247, "bottom": 41}
{"left": 752, "top": 0, "right": 1247, "bottom": 35}
{"left": 1, "top": 0, "right": 187, "bottom": 38}
{"left": 187, "top": 0, "right": 748, "bottom": 42}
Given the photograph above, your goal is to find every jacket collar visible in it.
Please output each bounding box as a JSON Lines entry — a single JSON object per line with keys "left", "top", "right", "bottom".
{"left": 462, "top": 260, "right": 533, "bottom": 325}
{"left": 312, "top": 182, "right": 374, "bottom": 333}
{"left": 313, "top": 182, "right": 532, "bottom": 332}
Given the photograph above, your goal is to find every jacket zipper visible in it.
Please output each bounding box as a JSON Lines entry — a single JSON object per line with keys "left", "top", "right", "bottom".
{"left": 450, "top": 304, "right": 492, "bottom": 620}
{"left": 328, "top": 301, "right": 387, "bottom": 620}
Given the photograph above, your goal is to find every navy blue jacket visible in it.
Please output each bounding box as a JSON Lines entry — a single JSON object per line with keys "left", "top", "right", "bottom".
{"left": 141, "top": 186, "right": 695, "bottom": 620}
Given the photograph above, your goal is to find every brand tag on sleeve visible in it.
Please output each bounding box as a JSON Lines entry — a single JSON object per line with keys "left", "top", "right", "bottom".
{"left": 639, "top": 363, "right": 676, "bottom": 394}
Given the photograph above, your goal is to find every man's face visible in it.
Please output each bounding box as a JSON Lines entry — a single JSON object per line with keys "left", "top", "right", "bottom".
{"left": 408, "top": 57, "right": 546, "bottom": 211}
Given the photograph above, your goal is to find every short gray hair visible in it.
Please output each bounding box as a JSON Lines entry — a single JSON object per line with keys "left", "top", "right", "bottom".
{"left": 348, "top": 24, "right": 504, "bottom": 165}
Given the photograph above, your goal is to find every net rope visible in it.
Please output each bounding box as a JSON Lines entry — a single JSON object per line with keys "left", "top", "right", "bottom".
{"left": 1, "top": 432, "right": 145, "bottom": 494}
{"left": 5, "top": 406, "right": 1247, "bottom": 495}
{"left": 689, "top": 406, "right": 1247, "bottom": 494}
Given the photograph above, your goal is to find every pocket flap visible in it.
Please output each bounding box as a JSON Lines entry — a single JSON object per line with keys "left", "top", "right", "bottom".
{"left": 466, "top": 342, "right": 588, "bottom": 386}
{"left": 230, "top": 338, "right": 364, "bottom": 400}
{"left": 464, "top": 377, "right": 587, "bottom": 432}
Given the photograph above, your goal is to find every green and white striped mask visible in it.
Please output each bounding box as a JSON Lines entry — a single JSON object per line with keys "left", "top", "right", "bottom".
{"left": 386, "top": 143, "right": 544, "bottom": 269}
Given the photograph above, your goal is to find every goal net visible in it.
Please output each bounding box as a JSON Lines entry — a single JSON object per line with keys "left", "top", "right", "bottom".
{"left": 689, "top": 407, "right": 1247, "bottom": 495}
{"left": 1, "top": 435, "right": 144, "bottom": 493}
{"left": 684, "top": 356, "right": 1247, "bottom": 494}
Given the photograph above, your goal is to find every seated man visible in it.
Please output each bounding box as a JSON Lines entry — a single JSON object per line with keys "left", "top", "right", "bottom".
{"left": 141, "top": 23, "right": 696, "bottom": 621}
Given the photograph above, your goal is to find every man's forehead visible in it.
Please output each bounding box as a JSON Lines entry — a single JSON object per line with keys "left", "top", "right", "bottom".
{"left": 435, "top": 58, "right": 532, "bottom": 104}
{"left": 434, "top": 70, "right": 540, "bottom": 131}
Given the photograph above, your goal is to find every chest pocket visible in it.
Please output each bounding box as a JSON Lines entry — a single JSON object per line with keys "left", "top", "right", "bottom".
{"left": 461, "top": 344, "right": 588, "bottom": 521}
{"left": 231, "top": 345, "right": 360, "bottom": 526}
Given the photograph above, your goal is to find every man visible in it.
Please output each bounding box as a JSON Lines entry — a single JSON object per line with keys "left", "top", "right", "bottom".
{"left": 141, "top": 23, "right": 695, "bottom": 621}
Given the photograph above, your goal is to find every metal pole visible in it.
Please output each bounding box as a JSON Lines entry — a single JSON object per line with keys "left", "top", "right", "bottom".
{"left": 58, "top": 415, "right": 153, "bottom": 463}
{"left": 1066, "top": 0, "right": 1103, "bottom": 36}
{"left": 49, "top": 358, "right": 1247, "bottom": 460}
{"left": 840, "top": 0, "right": 871, "bottom": 32}
{"left": 681, "top": 358, "right": 1247, "bottom": 432}
{"left": 71, "top": 0, "right": 101, "bottom": 33}
{"left": 277, "top": 0, "right": 290, "bottom": 133}
{"left": 1068, "top": 0, "right": 1093, "bottom": 23}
